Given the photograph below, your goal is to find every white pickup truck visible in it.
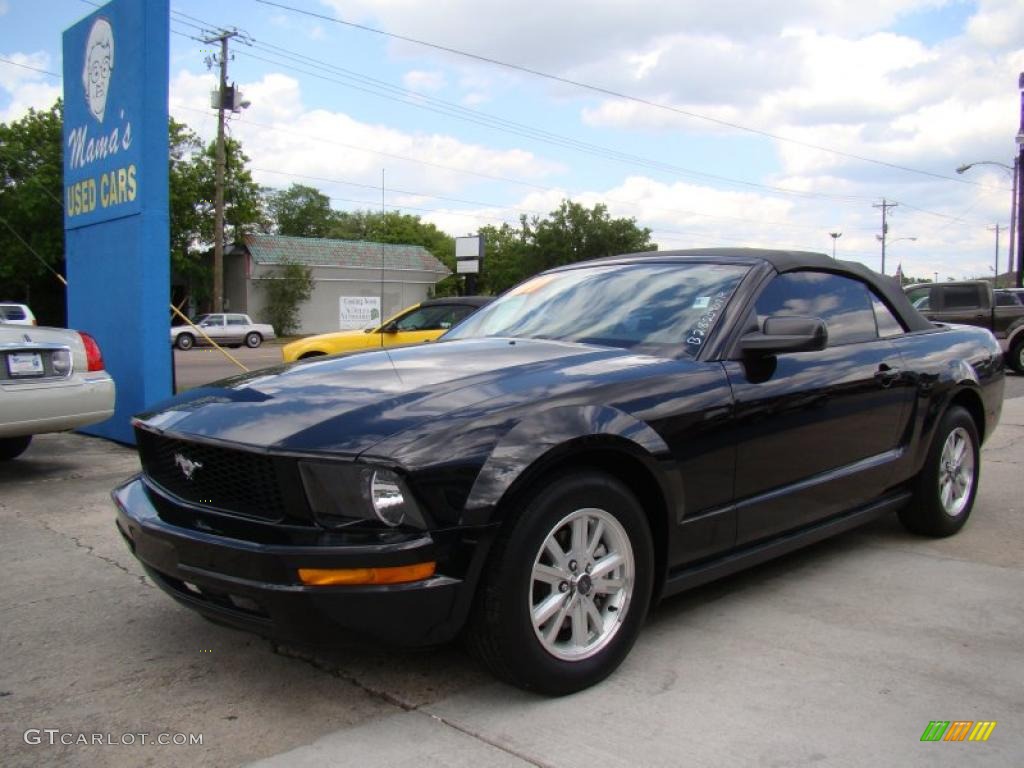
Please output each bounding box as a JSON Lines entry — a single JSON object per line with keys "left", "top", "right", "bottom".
{"left": 170, "top": 313, "right": 276, "bottom": 350}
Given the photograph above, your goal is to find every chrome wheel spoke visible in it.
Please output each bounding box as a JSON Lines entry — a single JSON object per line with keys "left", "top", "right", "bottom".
{"left": 533, "top": 563, "right": 564, "bottom": 585}
{"left": 591, "top": 552, "right": 623, "bottom": 581}
{"left": 570, "top": 517, "right": 587, "bottom": 561}
{"left": 533, "top": 591, "right": 568, "bottom": 629}
{"left": 586, "top": 519, "right": 605, "bottom": 558}
{"left": 593, "top": 576, "right": 624, "bottom": 593}
{"left": 544, "top": 537, "right": 568, "bottom": 569}
{"left": 571, "top": 597, "right": 588, "bottom": 646}
{"left": 543, "top": 600, "right": 572, "bottom": 644}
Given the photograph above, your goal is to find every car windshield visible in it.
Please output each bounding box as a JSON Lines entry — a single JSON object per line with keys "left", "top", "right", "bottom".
{"left": 444, "top": 261, "right": 749, "bottom": 357}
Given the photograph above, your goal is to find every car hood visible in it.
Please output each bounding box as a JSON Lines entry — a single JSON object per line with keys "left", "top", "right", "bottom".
{"left": 137, "top": 338, "right": 674, "bottom": 454}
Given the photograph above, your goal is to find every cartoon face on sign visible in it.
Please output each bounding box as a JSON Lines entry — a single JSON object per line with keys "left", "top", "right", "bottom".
{"left": 82, "top": 17, "right": 114, "bottom": 123}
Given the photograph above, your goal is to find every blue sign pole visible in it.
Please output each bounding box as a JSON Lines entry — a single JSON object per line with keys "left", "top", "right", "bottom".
{"left": 62, "top": 0, "right": 170, "bottom": 444}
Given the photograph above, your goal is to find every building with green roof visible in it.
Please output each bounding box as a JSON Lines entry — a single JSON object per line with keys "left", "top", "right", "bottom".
{"left": 225, "top": 234, "right": 452, "bottom": 334}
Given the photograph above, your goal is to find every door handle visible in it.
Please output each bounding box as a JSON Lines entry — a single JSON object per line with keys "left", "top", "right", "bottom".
{"left": 875, "top": 363, "right": 900, "bottom": 387}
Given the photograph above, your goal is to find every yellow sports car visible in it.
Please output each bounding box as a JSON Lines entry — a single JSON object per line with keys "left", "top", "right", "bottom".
{"left": 281, "top": 296, "right": 491, "bottom": 362}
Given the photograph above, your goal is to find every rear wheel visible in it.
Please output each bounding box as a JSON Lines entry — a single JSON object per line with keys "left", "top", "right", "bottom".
{"left": 468, "top": 471, "right": 653, "bottom": 695}
{"left": 175, "top": 333, "right": 194, "bottom": 351}
{"left": 899, "top": 406, "right": 979, "bottom": 537}
{"left": 245, "top": 332, "right": 262, "bottom": 349}
{"left": 0, "top": 435, "right": 32, "bottom": 460}
{"left": 1008, "top": 338, "right": 1024, "bottom": 373}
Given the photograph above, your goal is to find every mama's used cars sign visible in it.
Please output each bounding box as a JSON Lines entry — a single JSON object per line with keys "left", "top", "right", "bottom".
{"left": 63, "top": 6, "right": 144, "bottom": 228}
{"left": 62, "top": 0, "right": 170, "bottom": 443}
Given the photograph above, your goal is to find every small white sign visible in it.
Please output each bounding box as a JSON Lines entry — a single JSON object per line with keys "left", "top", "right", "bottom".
{"left": 456, "top": 259, "right": 480, "bottom": 274}
{"left": 455, "top": 236, "right": 483, "bottom": 259}
{"left": 338, "top": 296, "right": 382, "bottom": 330}
{"left": 692, "top": 296, "right": 711, "bottom": 309}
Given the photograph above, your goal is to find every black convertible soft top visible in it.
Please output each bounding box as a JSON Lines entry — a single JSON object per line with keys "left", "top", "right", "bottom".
{"left": 594, "top": 247, "right": 934, "bottom": 334}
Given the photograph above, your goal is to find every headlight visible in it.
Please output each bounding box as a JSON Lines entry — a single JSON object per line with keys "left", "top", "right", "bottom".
{"left": 299, "top": 461, "right": 428, "bottom": 530}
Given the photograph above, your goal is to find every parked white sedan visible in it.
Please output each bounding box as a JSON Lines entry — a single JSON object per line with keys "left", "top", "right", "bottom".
{"left": 171, "top": 313, "right": 276, "bottom": 350}
{"left": 0, "top": 323, "right": 115, "bottom": 459}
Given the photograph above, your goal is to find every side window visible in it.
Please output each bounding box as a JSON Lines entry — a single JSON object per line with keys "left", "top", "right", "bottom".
{"left": 905, "top": 286, "right": 930, "bottom": 309}
{"left": 394, "top": 306, "right": 448, "bottom": 331}
{"left": 227, "top": 315, "right": 247, "bottom": 326}
{"left": 995, "top": 292, "right": 1020, "bottom": 307}
{"left": 872, "top": 296, "right": 905, "bottom": 338}
{"left": 439, "top": 305, "right": 477, "bottom": 329}
{"left": 755, "top": 272, "right": 878, "bottom": 346}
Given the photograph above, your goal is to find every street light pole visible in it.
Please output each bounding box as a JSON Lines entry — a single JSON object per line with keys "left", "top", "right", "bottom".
{"left": 955, "top": 158, "right": 1017, "bottom": 285}
{"left": 829, "top": 231, "right": 841, "bottom": 259}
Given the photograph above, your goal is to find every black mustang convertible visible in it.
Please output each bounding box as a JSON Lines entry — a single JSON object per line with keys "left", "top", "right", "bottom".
{"left": 114, "top": 249, "right": 1004, "bottom": 694}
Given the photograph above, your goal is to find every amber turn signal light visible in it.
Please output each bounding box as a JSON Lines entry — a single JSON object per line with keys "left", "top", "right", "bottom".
{"left": 298, "top": 562, "right": 436, "bottom": 586}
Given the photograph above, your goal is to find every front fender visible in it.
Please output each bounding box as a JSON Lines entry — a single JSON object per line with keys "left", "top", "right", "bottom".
{"left": 462, "top": 404, "right": 672, "bottom": 524}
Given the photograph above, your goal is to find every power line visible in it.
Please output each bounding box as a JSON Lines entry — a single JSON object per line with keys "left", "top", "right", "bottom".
{"left": 253, "top": 0, "right": 1007, "bottom": 192}
{"left": 170, "top": 9, "right": 998, "bottom": 230}
{"left": 0, "top": 57, "right": 61, "bottom": 79}
{"left": 233, "top": 44, "right": 867, "bottom": 204}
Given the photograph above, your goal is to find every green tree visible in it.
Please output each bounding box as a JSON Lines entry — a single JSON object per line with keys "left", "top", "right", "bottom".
{"left": 0, "top": 101, "right": 67, "bottom": 325}
{"left": 171, "top": 130, "right": 266, "bottom": 310}
{"left": 267, "top": 183, "right": 335, "bottom": 237}
{"left": 258, "top": 260, "right": 314, "bottom": 335}
{"left": 474, "top": 201, "right": 656, "bottom": 294}
{"left": 168, "top": 118, "right": 207, "bottom": 303}
{"left": 527, "top": 200, "right": 655, "bottom": 274}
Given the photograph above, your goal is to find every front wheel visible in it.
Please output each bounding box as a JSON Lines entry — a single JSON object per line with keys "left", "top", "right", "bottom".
{"left": 468, "top": 471, "right": 653, "bottom": 695}
{"left": 245, "top": 332, "right": 262, "bottom": 349}
{"left": 175, "top": 333, "right": 194, "bottom": 351}
{"left": 899, "top": 406, "right": 979, "bottom": 537}
{"left": 0, "top": 435, "right": 32, "bottom": 460}
{"left": 1008, "top": 338, "right": 1024, "bottom": 374}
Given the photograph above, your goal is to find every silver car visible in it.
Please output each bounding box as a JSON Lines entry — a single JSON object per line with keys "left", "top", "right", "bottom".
{"left": 171, "top": 313, "right": 276, "bottom": 350}
{"left": 0, "top": 323, "right": 116, "bottom": 459}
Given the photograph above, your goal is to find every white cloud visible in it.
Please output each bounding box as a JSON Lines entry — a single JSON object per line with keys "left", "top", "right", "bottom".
{"left": 0, "top": 51, "right": 61, "bottom": 122}
{"left": 0, "top": 1, "right": 9, "bottom": 16}
{"left": 402, "top": 69, "right": 445, "bottom": 92}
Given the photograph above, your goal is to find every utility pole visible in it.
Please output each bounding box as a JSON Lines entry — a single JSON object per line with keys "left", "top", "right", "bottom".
{"left": 829, "top": 231, "right": 841, "bottom": 259}
{"left": 1016, "top": 72, "right": 1024, "bottom": 288}
{"left": 203, "top": 29, "right": 241, "bottom": 313}
{"left": 988, "top": 224, "right": 1001, "bottom": 287}
{"left": 873, "top": 199, "right": 897, "bottom": 275}
{"left": 1011, "top": 157, "right": 1019, "bottom": 280}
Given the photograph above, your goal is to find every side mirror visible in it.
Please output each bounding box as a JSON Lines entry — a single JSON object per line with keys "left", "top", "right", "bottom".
{"left": 740, "top": 316, "right": 828, "bottom": 357}
{"left": 382, "top": 323, "right": 398, "bottom": 334}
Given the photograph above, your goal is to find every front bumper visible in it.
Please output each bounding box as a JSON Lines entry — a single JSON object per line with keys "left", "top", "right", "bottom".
{"left": 112, "top": 476, "right": 484, "bottom": 646}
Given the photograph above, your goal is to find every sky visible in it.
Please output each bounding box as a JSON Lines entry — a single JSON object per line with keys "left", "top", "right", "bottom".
{"left": 2, "top": 0, "right": 1023, "bottom": 281}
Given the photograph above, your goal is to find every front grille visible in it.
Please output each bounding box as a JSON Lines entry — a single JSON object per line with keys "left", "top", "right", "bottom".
{"left": 137, "top": 429, "right": 291, "bottom": 521}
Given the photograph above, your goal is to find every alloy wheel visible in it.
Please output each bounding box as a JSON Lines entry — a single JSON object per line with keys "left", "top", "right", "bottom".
{"left": 529, "top": 507, "right": 635, "bottom": 661}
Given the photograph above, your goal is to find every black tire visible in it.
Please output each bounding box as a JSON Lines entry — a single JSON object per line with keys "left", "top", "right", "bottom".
{"left": 1008, "top": 338, "right": 1024, "bottom": 374}
{"left": 245, "top": 332, "right": 262, "bottom": 349}
{"left": 899, "top": 406, "right": 979, "bottom": 537}
{"left": 175, "top": 333, "right": 195, "bottom": 351}
{"left": 0, "top": 435, "right": 32, "bottom": 460}
{"left": 467, "top": 471, "right": 654, "bottom": 695}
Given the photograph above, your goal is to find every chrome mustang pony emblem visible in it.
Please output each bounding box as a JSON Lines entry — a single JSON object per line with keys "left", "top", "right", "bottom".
{"left": 174, "top": 453, "right": 203, "bottom": 481}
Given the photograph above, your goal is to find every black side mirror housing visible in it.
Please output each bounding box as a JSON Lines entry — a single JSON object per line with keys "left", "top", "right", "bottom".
{"left": 740, "top": 316, "right": 828, "bottom": 357}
